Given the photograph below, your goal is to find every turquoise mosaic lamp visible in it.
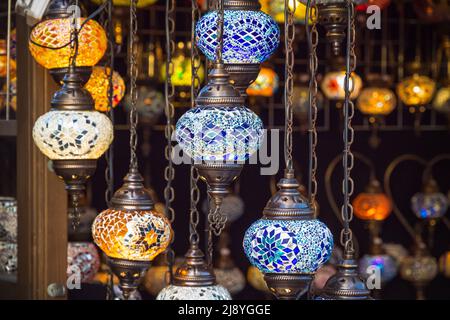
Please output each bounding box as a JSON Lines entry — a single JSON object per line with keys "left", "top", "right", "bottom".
{"left": 196, "top": 0, "right": 280, "bottom": 97}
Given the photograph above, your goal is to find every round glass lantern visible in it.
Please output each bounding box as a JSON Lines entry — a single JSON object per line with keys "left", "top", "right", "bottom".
{"left": 357, "top": 87, "right": 396, "bottom": 117}
{"left": 0, "top": 40, "right": 16, "bottom": 78}
{"left": 160, "top": 48, "right": 205, "bottom": 87}
{"left": 400, "top": 254, "right": 438, "bottom": 284}
{"left": 247, "top": 67, "right": 279, "bottom": 97}
{"left": 439, "top": 251, "right": 450, "bottom": 278}
{"left": 92, "top": 209, "right": 172, "bottom": 261}
{"left": 244, "top": 219, "right": 333, "bottom": 273}
{"left": 432, "top": 86, "right": 450, "bottom": 114}
{"left": 67, "top": 242, "right": 100, "bottom": 283}
{"left": 176, "top": 105, "right": 264, "bottom": 162}
{"left": 397, "top": 74, "right": 436, "bottom": 107}
{"left": 84, "top": 66, "right": 126, "bottom": 112}
{"left": 262, "top": 0, "right": 312, "bottom": 24}
{"left": 352, "top": 191, "right": 392, "bottom": 221}
{"left": 32, "top": 110, "right": 113, "bottom": 160}
{"left": 196, "top": 10, "right": 280, "bottom": 64}
{"left": 91, "top": 0, "right": 157, "bottom": 7}
{"left": 411, "top": 180, "right": 448, "bottom": 219}
{"left": 29, "top": 18, "right": 107, "bottom": 70}
{"left": 358, "top": 254, "right": 398, "bottom": 284}
{"left": 321, "top": 71, "right": 363, "bottom": 100}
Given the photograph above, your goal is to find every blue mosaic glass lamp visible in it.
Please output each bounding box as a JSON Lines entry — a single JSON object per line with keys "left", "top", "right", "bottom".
{"left": 411, "top": 179, "right": 448, "bottom": 220}
{"left": 243, "top": 172, "right": 334, "bottom": 299}
{"left": 196, "top": 0, "right": 280, "bottom": 97}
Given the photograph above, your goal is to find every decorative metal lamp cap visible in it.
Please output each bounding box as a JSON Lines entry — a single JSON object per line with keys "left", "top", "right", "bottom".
{"left": 224, "top": 0, "right": 261, "bottom": 10}
{"left": 45, "top": 0, "right": 86, "bottom": 19}
{"left": 320, "top": 254, "right": 372, "bottom": 300}
{"left": 195, "top": 63, "right": 245, "bottom": 106}
{"left": 111, "top": 169, "right": 155, "bottom": 211}
{"left": 365, "top": 178, "right": 383, "bottom": 194}
{"left": 173, "top": 244, "right": 216, "bottom": 287}
{"left": 51, "top": 69, "right": 94, "bottom": 111}
{"left": 263, "top": 171, "right": 314, "bottom": 220}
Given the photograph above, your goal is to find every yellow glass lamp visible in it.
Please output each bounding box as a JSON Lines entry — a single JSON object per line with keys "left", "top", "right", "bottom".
{"left": 0, "top": 39, "right": 16, "bottom": 78}
{"left": 261, "top": 0, "right": 313, "bottom": 24}
{"left": 432, "top": 85, "right": 450, "bottom": 114}
{"left": 439, "top": 251, "right": 450, "bottom": 278}
{"left": 357, "top": 87, "right": 396, "bottom": 117}
{"left": 91, "top": 0, "right": 158, "bottom": 7}
{"left": 352, "top": 179, "right": 392, "bottom": 221}
{"left": 247, "top": 67, "right": 279, "bottom": 97}
{"left": 29, "top": 18, "right": 107, "bottom": 70}
{"left": 247, "top": 266, "right": 270, "bottom": 293}
{"left": 84, "top": 66, "right": 126, "bottom": 112}
{"left": 397, "top": 74, "right": 436, "bottom": 108}
{"left": 321, "top": 71, "right": 362, "bottom": 100}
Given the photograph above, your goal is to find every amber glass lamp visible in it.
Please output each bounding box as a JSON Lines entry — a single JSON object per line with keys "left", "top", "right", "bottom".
{"left": 84, "top": 66, "right": 126, "bottom": 112}
{"left": 261, "top": 0, "right": 312, "bottom": 24}
{"left": 353, "top": 179, "right": 392, "bottom": 221}
{"left": 357, "top": 74, "right": 396, "bottom": 118}
{"left": 321, "top": 71, "right": 362, "bottom": 100}
{"left": 0, "top": 39, "right": 16, "bottom": 78}
{"left": 247, "top": 66, "right": 279, "bottom": 97}
{"left": 397, "top": 73, "right": 436, "bottom": 110}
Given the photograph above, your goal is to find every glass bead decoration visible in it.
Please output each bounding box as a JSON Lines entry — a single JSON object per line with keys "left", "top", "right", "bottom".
{"left": 357, "top": 87, "right": 397, "bottom": 116}
{"left": 243, "top": 219, "right": 333, "bottom": 273}
{"left": 67, "top": 242, "right": 100, "bottom": 283}
{"left": 175, "top": 105, "right": 264, "bottom": 162}
{"left": 352, "top": 192, "right": 392, "bottom": 221}
{"left": 432, "top": 86, "right": 450, "bottom": 114}
{"left": 196, "top": 10, "right": 280, "bottom": 64}
{"left": 358, "top": 254, "right": 398, "bottom": 284}
{"left": 411, "top": 191, "right": 448, "bottom": 219}
{"left": 91, "top": 0, "right": 158, "bottom": 7}
{"left": 397, "top": 74, "right": 436, "bottom": 107}
{"left": 247, "top": 67, "right": 279, "bottom": 97}
{"left": 321, "top": 71, "right": 363, "bottom": 100}
{"left": 32, "top": 110, "right": 113, "bottom": 160}
{"left": 156, "top": 284, "right": 231, "bottom": 300}
{"left": 92, "top": 209, "right": 172, "bottom": 261}
{"left": 29, "top": 18, "right": 107, "bottom": 70}
{"left": 84, "top": 66, "right": 126, "bottom": 112}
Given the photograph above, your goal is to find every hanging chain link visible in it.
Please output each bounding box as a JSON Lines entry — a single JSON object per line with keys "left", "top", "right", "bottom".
{"left": 129, "top": 0, "right": 139, "bottom": 171}
{"left": 340, "top": 0, "right": 356, "bottom": 255}
{"left": 284, "top": 0, "right": 295, "bottom": 173}
{"left": 164, "top": 0, "right": 176, "bottom": 281}
{"left": 307, "top": 1, "right": 319, "bottom": 210}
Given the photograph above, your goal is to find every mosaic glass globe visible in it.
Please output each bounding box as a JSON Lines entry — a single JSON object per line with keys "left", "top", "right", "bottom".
{"left": 0, "top": 40, "right": 16, "bottom": 78}
{"left": 439, "top": 251, "right": 450, "bottom": 278}
{"left": 243, "top": 219, "right": 333, "bottom": 273}
{"left": 352, "top": 191, "right": 392, "bottom": 221}
{"left": 176, "top": 105, "right": 264, "bottom": 162}
{"left": 0, "top": 241, "right": 17, "bottom": 273}
{"left": 160, "top": 51, "right": 205, "bottom": 87}
{"left": 247, "top": 67, "right": 279, "bottom": 97}
{"left": 124, "top": 86, "right": 164, "bottom": 125}
{"left": 0, "top": 197, "right": 17, "bottom": 243}
{"left": 432, "top": 86, "right": 450, "bottom": 114}
{"left": 321, "top": 71, "right": 363, "bottom": 100}
{"left": 29, "top": 18, "right": 107, "bottom": 70}
{"left": 67, "top": 242, "right": 100, "bottom": 283}
{"left": 411, "top": 191, "right": 448, "bottom": 219}
{"left": 84, "top": 66, "right": 126, "bottom": 112}
{"left": 262, "top": 0, "right": 312, "bottom": 24}
{"left": 92, "top": 209, "right": 172, "bottom": 261}
{"left": 196, "top": 10, "right": 280, "bottom": 64}
{"left": 32, "top": 110, "right": 113, "bottom": 160}
{"left": 357, "top": 87, "right": 397, "bottom": 116}
{"left": 0, "top": 77, "right": 17, "bottom": 111}
{"left": 214, "top": 267, "right": 246, "bottom": 295}
{"left": 91, "top": 0, "right": 157, "bottom": 7}
{"left": 397, "top": 74, "right": 436, "bottom": 107}
{"left": 358, "top": 254, "right": 398, "bottom": 284}
{"left": 292, "top": 85, "right": 324, "bottom": 117}
{"left": 156, "top": 284, "right": 231, "bottom": 300}
{"left": 400, "top": 254, "right": 438, "bottom": 284}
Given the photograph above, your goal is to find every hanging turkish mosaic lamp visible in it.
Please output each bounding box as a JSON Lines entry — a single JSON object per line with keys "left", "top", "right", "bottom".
{"left": 352, "top": 178, "right": 392, "bottom": 221}
{"left": 29, "top": 0, "right": 107, "bottom": 85}
{"left": 157, "top": 244, "right": 231, "bottom": 300}
{"left": 243, "top": 172, "right": 333, "bottom": 299}
{"left": 32, "top": 68, "right": 113, "bottom": 224}
{"left": 175, "top": 63, "right": 264, "bottom": 208}
{"left": 357, "top": 74, "right": 396, "bottom": 119}
{"left": 411, "top": 179, "right": 448, "bottom": 220}
{"left": 247, "top": 66, "right": 280, "bottom": 97}
{"left": 397, "top": 73, "right": 436, "bottom": 112}
{"left": 196, "top": 0, "right": 280, "bottom": 97}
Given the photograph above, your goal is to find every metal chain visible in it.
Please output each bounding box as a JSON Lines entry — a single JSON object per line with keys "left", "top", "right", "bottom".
{"left": 340, "top": 0, "right": 356, "bottom": 255}
{"left": 284, "top": 0, "right": 295, "bottom": 173}
{"left": 214, "top": 0, "right": 224, "bottom": 63}
{"left": 306, "top": 0, "right": 319, "bottom": 209}
{"left": 164, "top": 0, "right": 176, "bottom": 281}
{"left": 189, "top": 0, "right": 202, "bottom": 246}
{"left": 129, "top": 0, "right": 139, "bottom": 171}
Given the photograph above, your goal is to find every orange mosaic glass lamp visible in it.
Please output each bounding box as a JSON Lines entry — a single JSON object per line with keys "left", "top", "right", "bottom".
{"left": 357, "top": 87, "right": 396, "bottom": 117}
{"left": 247, "top": 66, "right": 279, "bottom": 97}
{"left": 321, "top": 71, "right": 362, "bottom": 100}
{"left": 84, "top": 66, "right": 126, "bottom": 112}
{"left": 352, "top": 179, "right": 392, "bottom": 221}
{"left": 397, "top": 74, "right": 436, "bottom": 107}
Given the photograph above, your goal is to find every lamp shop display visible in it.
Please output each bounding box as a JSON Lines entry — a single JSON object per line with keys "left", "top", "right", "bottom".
{"left": 1, "top": 0, "right": 447, "bottom": 302}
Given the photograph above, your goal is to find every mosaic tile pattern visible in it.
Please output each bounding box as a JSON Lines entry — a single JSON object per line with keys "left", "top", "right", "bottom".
{"left": 176, "top": 105, "right": 264, "bottom": 162}
{"left": 243, "top": 219, "right": 333, "bottom": 273}
{"left": 67, "top": 242, "right": 100, "bottom": 283}
{"left": 85, "top": 66, "right": 125, "bottom": 112}
{"left": 400, "top": 255, "right": 438, "bottom": 283}
{"left": 29, "top": 18, "right": 107, "bottom": 69}
{"left": 196, "top": 10, "right": 280, "bottom": 64}
{"left": 0, "top": 241, "right": 17, "bottom": 273}
{"left": 411, "top": 192, "right": 448, "bottom": 219}
{"left": 359, "top": 254, "right": 398, "bottom": 284}
{"left": 92, "top": 209, "right": 172, "bottom": 261}
{"left": 157, "top": 285, "right": 231, "bottom": 300}
{"left": 33, "top": 110, "right": 113, "bottom": 160}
